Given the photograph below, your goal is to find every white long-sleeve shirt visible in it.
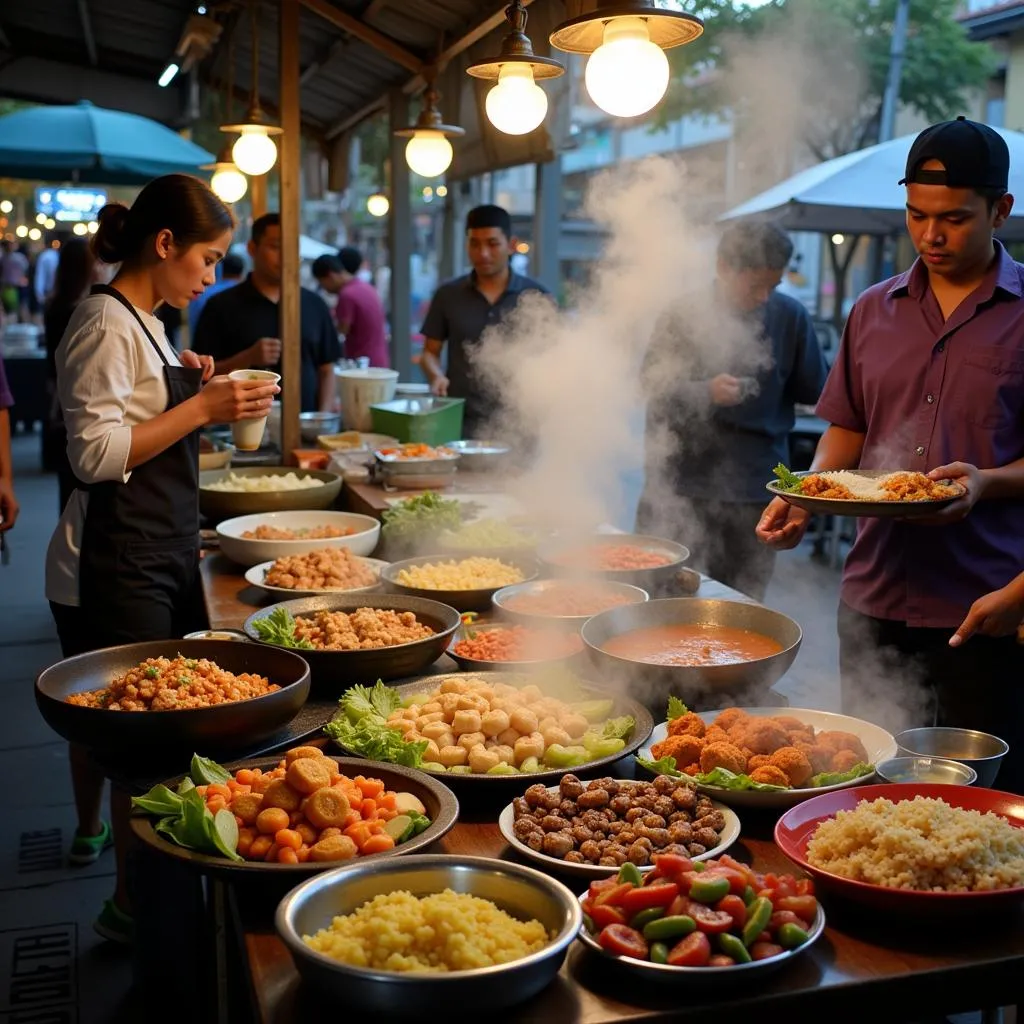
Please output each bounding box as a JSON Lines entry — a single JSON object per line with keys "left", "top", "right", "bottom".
{"left": 34, "top": 247, "right": 59, "bottom": 305}
{"left": 46, "top": 293, "right": 180, "bottom": 607}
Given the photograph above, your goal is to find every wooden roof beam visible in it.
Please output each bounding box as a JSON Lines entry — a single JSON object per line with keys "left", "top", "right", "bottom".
{"left": 299, "top": 0, "right": 425, "bottom": 73}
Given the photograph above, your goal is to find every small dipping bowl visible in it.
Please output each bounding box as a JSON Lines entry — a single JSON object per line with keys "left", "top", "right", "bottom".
{"left": 183, "top": 629, "right": 252, "bottom": 642}
{"left": 895, "top": 727, "right": 1009, "bottom": 788}
{"left": 875, "top": 756, "right": 977, "bottom": 787}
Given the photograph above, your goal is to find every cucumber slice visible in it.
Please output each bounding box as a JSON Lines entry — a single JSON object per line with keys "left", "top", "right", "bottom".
{"left": 385, "top": 814, "right": 414, "bottom": 842}
{"left": 572, "top": 699, "right": 614, "bottom": 722}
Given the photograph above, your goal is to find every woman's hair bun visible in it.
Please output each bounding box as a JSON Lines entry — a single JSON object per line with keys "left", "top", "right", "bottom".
{"left": 91, "top": 203, "right": 133, "bottom": 264}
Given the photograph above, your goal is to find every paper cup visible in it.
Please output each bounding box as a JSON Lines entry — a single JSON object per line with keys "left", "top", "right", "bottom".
{"left": 228, "top": 370, "right": 281, "bottom": 451}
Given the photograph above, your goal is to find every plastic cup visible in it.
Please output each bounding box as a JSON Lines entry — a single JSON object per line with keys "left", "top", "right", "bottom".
{"left": 228, "top": 369, "right": 281, "bottom": 450}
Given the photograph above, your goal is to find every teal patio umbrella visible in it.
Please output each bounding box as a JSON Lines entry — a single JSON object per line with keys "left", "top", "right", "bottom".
{"left": 0, "top": 100, "right": 215, "bottom": 185}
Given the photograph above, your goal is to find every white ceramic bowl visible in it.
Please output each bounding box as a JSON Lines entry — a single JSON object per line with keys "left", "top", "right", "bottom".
{"left": 216, "top": 510, "right": 381, "bottom": 567}
{"left": 244, "top": 556, "right": 389, "bottom": 597}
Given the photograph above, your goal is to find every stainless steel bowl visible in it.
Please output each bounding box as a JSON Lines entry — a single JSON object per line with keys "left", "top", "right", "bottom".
{"left": 182, "top": 629, "right": 251, "bottom": 642}
{"left": 895, "top": 727, "right": 1009, "bottom": 787}
{"left": 446, "top": 440, "right": 511, "bottom": 472}
{"left": 538, "top": 533, "right": 690, "bottom": 594}
{"left": 493, "top": 579, "right": 650, "bottom": 632}
{"left": 276, "top": 854, "right": 581, "bottom": 1013}
{"left": 581, "top": 598, "right": 802, "bottom": 714}
{"left": 382, "top": 553, "right": 541, "bottom": 613}
{"left": 875, "top": 756, "right": 978, "bottom": 786}
{"left": 300, "top": 411, "right": 341, "bottom": 443}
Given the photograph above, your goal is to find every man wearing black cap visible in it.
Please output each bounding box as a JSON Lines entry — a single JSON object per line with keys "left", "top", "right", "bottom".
{"left": 758, "top": 117, "right": 1024, "bottom": 793}
{"left": 420, "top": 204, "right": 550, "bottom": 438}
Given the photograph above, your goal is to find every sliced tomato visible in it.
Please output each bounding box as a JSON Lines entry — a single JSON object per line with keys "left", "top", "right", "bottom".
{"left": 776, "top": 895, "right": 818, "bottom": 920}
{"left": 619, "top": 882, "right": 679, "bottom": 915}
{"left": 796, "top": 878, "right": 815, "bottom": 897}
{"left": 704, "top": 866, "right": 749, "bottom": 896}
{"left": 708, "top": 954, "right": 736, "bottom": 967}
{"left": 681, "top": 899, "right": 734, "bottom": 934}
{"left": 650, "top": 852, "right": 693, "bottom": 878}
{"left": 750, "top": 941, "right": 785, "bottom": 962}
{"left": 594, "top": 882, "right": 634, "bottom": 908}
{"left": 769, "top": 910, "right": 810, "bottom": 933}
{"left": 666, "top": 931, "right": 712, "bottom": 967}
{"left": 598, "top": 923, "right": 648, "bottom": 960}
{"left": 589, "top": 904, "right": 627, "bottom": 929}
{"left": 717, "top": 854, "right": 757, "bottom": 886}
{"left": 715, "top": 894, "right": 747, "bottom": 931}
{"left": 588, "top": 877, "right": 621, "bottom": 898}
{"left": 666, "top": 894, "right": 689, "bottom": 919}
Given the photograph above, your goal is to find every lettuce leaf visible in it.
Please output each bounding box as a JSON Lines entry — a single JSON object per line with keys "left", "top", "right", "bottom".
{"left": 773, "top": 463, "right": 805, "bottom": 494}
{"left": 324, "top": 712, "right": 427, "bottom": 768}
{"left": 341, "top": 681, "right": 402, "bottom": 723}
{"left": 251, "top": 607, "right": 314, "bottom": 650}
{"left": 666, "top": 696, "right": 689, "bottom": 721}
{"left": 602, "top": 715, "right": 636, "bottom": 740}
{"left": 696, "top": 767, "right": 789, "bottom": 792}
{"left": 810, "top": 762, "right": 873, "bottom": 787}
{"left": 636, "top": 755, "right": 684, "bottom": 778}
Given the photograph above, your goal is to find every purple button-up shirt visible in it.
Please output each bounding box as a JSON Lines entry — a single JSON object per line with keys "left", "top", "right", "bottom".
{"left": 817, "top": 241, "right": 1024, "bottom": 629}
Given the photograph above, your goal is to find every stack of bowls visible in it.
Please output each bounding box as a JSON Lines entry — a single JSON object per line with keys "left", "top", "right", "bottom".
{"left": 894, "top": 727, "right": 1009, "bottom": 787}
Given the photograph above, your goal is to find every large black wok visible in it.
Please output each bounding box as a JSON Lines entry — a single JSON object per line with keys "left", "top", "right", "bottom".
{"left": 35, "top": 640, "right": 311, "bottom": 756}
{"left": 243, "top": 593, "right": 461, "bottom": 695}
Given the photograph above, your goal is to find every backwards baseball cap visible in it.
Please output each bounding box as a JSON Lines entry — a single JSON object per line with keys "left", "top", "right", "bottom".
{"left": 899, "top": 116, "right": 1009, "bottom": 191}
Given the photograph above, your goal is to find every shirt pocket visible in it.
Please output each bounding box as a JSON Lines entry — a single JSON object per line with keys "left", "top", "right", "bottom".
{"left": 958, "top": 345, "right": 1024, "bottom": 428}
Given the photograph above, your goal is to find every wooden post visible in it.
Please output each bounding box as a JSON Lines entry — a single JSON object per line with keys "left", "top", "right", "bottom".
{"left": 250, "top": 172, "right": 268, "bottom": 219}
{"left": 279, "top": 0, "right": 301, "bottom": 462}
{"left": 388, "top": 88, "right": 412, "bottom": 380}
{"left": 534, "top": 158, "right": 561, "bottom": 293}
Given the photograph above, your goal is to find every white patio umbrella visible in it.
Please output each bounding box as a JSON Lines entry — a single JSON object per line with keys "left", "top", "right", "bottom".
{"left": 720, "top": 127, "right": 1024, "bottom": 241}
{"left": 299, "top": 235, "right": 337, "bottom": 260}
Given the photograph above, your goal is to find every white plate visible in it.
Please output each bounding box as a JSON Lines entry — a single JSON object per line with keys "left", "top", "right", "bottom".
{"left": 498, "top": 782, "right": 740, "bottom": 879}
{"left": 638, "top": 707, "right": 896, "bottom": 810}
{"left": 244, "top": 557, "right": 389, "bottom": 597}
{"left": 216, "top": 510, "right": 381, "bottom": 567}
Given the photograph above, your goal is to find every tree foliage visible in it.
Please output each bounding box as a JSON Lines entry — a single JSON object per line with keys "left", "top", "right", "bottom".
{"left": 666, "top": 0, "right": 995, "bottom": 160}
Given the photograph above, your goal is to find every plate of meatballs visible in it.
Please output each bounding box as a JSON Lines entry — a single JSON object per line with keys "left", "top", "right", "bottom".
{"left": 639, "top": 707, "right": 898, "bottom": 809}
{"left": 499, "top": 774, "right": 740, "bottom": 878}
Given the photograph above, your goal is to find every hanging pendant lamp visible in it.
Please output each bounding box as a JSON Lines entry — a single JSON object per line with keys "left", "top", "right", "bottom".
{"left": 205, "top": 28, "right": 248, "bottom": 203}
{"left": 394, "top": 80, "right": 464, "bottom": 179}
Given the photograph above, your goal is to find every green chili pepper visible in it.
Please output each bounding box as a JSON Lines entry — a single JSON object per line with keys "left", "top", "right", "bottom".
{"left": 718, "top": 932, "right": 752, "bottom": 964}
{"left": 741, "top": 897, "right": 773, "bottom": 947}
{"left": 649, "top": 942, "right": 669, "bottom": 965}
{"left": 741, "top": 884, "right": 757, "bottom": 907}
{"left": 776, "top": 922, "right": 810, "bottom": 949}
{"left": 688, "top": 875, "right": 730, "bottom": 904}
{"left": 617, "top": 861, "right": 644, "bottom": 887}
{"left": 629, "top": 907, "right": 665, "bottom": 931}
{"left": 642, "top": 915, "right": 696, "bottom": 942}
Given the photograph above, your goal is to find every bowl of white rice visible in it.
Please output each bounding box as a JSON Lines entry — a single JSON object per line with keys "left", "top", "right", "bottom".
{"left": 775, "top": 783, "right": 1024, "bottom": 917}
{"left": 199, "top": 467, "right": 342, "bottom": 522}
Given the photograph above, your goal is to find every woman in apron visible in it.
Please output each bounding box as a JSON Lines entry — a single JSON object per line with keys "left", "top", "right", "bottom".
{"left": 45, "top": 174, "right": 279, "bottom": 942}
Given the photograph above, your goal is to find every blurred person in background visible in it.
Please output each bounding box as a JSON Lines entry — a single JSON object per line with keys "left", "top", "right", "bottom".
{"left": 311, "top": 247, "right": 390, "bottom": 368}
{"left": 44, "top": 237, "right": 106, "bottom": 512}
{"left": 46, "top": 174, "right": 278, "bottom": 942}
{"left": 420, "top": 205, "right": 550, "bottom": 439}
{"left": 35, "top": 235, "right": 62, "bottom": 309}
{"left": 187, "top": 250, "right": 244, "bottom": 337}
{"left": 757, "top": 118, "right": 1024, "bottom": 793}
{"left": 638, "top": 222, "right": 827, "bottom": 601}
{"left": 194, "top": 212, "right": 340, "bottom": 412}
{"left": 0, "top": 350, "right": 18, "bottom": 531}
{"left": 1, "top": 240, "right": 30, "bottom": 320}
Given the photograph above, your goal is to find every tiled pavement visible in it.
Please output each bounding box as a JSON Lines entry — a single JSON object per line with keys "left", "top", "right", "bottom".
{"left": 0, "top": 428, "right": 999, "bottom": 1024}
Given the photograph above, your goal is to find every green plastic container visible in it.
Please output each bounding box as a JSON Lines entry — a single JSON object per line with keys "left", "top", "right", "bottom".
{"left": 369, "top": 398, "right": 465, "bottom": 444}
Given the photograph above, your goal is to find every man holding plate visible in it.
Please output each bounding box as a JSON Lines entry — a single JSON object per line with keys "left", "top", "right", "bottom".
{"left": 757, "top": 118, "right": 1024, "bottom": 794}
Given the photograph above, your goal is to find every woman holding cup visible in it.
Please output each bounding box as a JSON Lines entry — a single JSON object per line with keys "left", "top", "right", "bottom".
{"left": 43, "top": 174, "right": 278, "bottom": 942}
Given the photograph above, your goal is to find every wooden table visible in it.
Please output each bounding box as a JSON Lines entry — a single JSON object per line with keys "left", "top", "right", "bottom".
{"left": 198, "top": 553, "right": 1022, "bottom": 1024}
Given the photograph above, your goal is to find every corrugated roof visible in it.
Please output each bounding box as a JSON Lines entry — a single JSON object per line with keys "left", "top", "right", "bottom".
{"left": 0, "top": 0, "right": 525, "bottom": 138}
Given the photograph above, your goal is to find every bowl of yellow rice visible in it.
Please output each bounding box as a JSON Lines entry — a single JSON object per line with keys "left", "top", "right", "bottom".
{"left": 276, "top": 854, "right": 581, "bottom": 1011}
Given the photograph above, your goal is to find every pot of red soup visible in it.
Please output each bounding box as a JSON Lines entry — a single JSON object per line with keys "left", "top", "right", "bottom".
{"left": 537, "top": 534, "right": 688, "bottom": 594}
{"left": 581, "top": 598, "right": 802, "bottom": 713}
{"left": 492, "top": 579, "right": 649, "bottom": 631}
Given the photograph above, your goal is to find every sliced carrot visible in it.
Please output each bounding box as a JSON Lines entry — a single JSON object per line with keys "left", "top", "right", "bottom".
{"left": 342, "top": 809, "right": 362, "bottom": 829}
{"left": 275, "top": 828, "right": 303, "bottom": 851}
{"left": 278, "top": 847, "right": 299, "bottom": 865}
{"left": 344, "top": 823, "right": 372, "bottom": 849}
{"left": 235, "top": 768, "right": 255, "bottom": 786}
{"left": 377, "top": 808, "right": 397, "bottom": 821}
{"left": 206, "top": 795, "right": 227, "bottom": 813}
{"left": 361, "top": 833, "right": 395, "bottom": 855}
{"left": 249, "top": 835, "right": 273, "bottom": 860}
{"left": 360, "top": 798, "right": 377, "bottom": 819}
{"left": 207, "top": 783, "right": 231, "bottom": 799}
{"left": 365, "top": 820, "right": 387, "bottom": 835}
{"left": 355, "top": 776, "right": 384, "bottom": 799}
{"left": 296, "top": 845, "right": 310, "bottom": 863}
{"left": 195, "top": 785, "right": 209, "bottom": 798}
{"left": 264, "top": 842, "right": 281, "bottom": 863}
{"left": 377, "top": 792, "right": 397, "bottom": 812}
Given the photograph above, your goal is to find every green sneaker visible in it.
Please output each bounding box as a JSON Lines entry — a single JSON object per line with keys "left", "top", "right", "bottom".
{"left": 69, "top": 820, "right": 113, "bottom": 865}
{"left": 93, "top": 899, "right": 134, "bottom": 944}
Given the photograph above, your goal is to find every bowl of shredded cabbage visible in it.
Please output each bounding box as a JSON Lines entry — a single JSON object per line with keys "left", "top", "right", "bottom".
{"left": 199, "top": 467, "right": 342, "bottom": 522}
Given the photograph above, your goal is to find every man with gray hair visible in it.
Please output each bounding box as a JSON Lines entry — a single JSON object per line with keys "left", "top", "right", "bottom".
{"left": 638, "top": 221, "right": 827, "bottom": 600}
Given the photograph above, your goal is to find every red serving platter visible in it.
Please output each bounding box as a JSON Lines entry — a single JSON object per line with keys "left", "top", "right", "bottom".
{"left": 774, "top": 783, "right": 1024, "bottom": 917}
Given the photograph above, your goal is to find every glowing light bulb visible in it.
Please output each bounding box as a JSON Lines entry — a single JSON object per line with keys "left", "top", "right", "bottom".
{"left": 211, "top": 165, "right": 248, "bottom": 204}
{"left": 405, "top": 130, "right": 453, "bottom": 178}
{"left": 366, "top": 193, "right": 390, "bottom": 217}
{"left": 584, "top": 17, "right": 670, "bottom": 118}
{"left": 831, "top": 233, "right": 846, "bottom": 246}
{"left": 0, "top": 201, "right": 12, "bottom": 214}
{"left": 232, "top": 127, "right": 278, "bottom": 176}
{"left": 87, "top": 221, "right": 98, "bottom": 234}
{"left": 15, "top": 225, "right": 28, "bottom": 238}
{"left": 73, "top": 222, "right": 88, "bottom": 236}
{"left": 45, "top": 218, "right": 56, "bottom": 230}
{"left": 436, "top": 185, "right": 448, "bottom": 197}
{"left": 35, "top": 213, "right": 47, "bottom": 225}
{"left": 28, "top": 227, "right": 42, "bottom": 240}
{"left": 485, "top": 63, "right": 548, "bottom": 135}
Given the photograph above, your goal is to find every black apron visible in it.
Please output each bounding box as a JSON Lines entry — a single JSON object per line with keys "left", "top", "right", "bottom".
{"left": 77, "top": 285, "right": 205, "bottom": 643}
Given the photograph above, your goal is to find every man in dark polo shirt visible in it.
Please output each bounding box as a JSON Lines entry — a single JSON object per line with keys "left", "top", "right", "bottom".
{"left": 193, "top": 213, "right": 341, "bottom": 412}
{"left": 419, "top": 205, "right": 550, "bottom": 438}
{"left": 638, "top": 222, "right": 827, "bottom": 600}
{"left": 757, "top": 117, "right": 1024, "bottom": 793}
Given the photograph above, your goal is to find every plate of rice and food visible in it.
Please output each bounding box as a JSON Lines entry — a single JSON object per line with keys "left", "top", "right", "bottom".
{"left": 637, "top": 701, "right": 897, "bottom": 809}
{"left": 245, "top": 549, "right": 389, "bottom": 598}
{"left": 767, "top": 465, "right": 965, "bottom": 517}
{"left": 775, "top": 784, "right": 1024, "bottom": 917}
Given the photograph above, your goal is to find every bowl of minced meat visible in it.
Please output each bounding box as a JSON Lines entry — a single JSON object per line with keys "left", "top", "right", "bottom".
{"left": 775, "top": 785, "right": 1024, "bottom": 916}
{"left": 276, "top": 854, "right": 581, "bottom": 1011}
